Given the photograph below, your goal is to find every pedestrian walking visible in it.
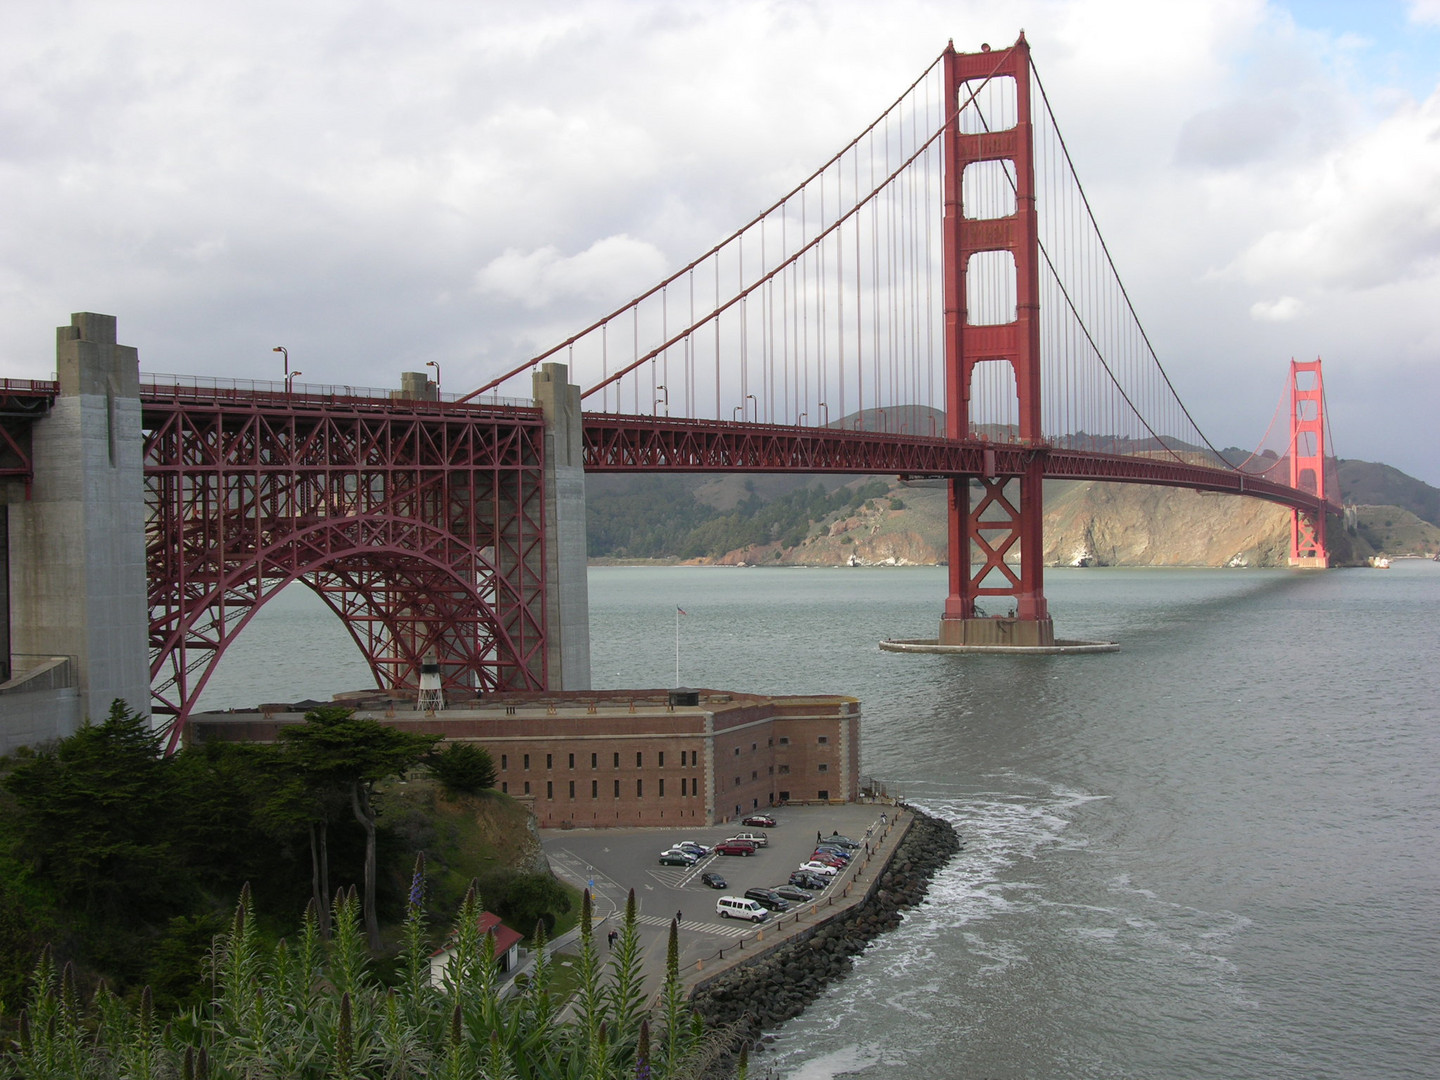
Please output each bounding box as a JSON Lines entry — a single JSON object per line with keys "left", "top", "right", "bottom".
{"left": 607, "top": 929, "right": 618, "bottom": 948}
{"left": 676, "top": 910, "right": 682, "bottom": 925}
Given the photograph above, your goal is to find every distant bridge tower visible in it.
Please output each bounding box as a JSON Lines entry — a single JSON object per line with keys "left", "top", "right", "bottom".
{"left": 938, "top": 34, "right": 1054, "bottom": 647}
{"left": 1288, "top": 358, "right": 1329, "bottom": 568}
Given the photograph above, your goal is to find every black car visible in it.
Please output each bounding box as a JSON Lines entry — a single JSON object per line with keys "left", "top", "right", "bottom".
{"left": 773, "top": 884, "right": 812, "bottom": 903}
{"left": 789, "top": 870, "right": 827, "bottom": 890}
{"left": 701, "top": 871, "right": 727, "bottom": 889}
{"left": 743, "top": 887, "right": 791, "bottom": 913}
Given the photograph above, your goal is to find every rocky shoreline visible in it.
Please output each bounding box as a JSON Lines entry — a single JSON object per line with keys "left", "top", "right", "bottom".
{"left": 689, "top": 806, "right": 962, "bottom": 1057}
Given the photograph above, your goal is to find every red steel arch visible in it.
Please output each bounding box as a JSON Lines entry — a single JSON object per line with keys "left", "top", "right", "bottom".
{"left": 143, "top": 385, "right": 548, "bottom": 750}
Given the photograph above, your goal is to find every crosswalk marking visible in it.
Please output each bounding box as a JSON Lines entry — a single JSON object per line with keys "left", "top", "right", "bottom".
{"left": 632, "top": 913, "right": 750, "bottom": 938}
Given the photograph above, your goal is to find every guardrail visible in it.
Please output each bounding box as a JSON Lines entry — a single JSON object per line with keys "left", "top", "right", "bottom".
{"left": 681, "top": 810, "right": 907, "bottom": 980}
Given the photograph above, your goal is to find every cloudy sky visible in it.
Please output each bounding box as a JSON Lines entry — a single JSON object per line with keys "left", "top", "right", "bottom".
{"left": 3, "top": 0, "right": 1437, "bottom": 485}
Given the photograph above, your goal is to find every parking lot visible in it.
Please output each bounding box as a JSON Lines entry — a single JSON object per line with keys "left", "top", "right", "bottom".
{"left": 541, "top": 802, "right": 900, "bottom": 988}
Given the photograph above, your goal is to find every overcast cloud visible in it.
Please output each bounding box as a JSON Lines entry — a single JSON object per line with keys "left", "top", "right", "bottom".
{"left": 2, "top": 0, "right": 1436, "bottom": 484}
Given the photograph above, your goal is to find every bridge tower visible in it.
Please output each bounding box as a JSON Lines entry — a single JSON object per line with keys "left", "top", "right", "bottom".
{"left": 938, "top": 35, "right": 1053, "bottom": 647}
{"left": 1288, "top": 358, "right": 1329, "bottom": 568}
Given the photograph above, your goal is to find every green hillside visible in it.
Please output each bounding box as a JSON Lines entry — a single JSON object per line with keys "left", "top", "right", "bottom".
{"left": 1336, "top": 460, "right": 1440, "bottom": 526}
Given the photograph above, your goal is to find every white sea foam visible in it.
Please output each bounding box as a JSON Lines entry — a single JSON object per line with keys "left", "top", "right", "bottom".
{"left": 779, "top": 1043, "right": 884, "bottom": 1080}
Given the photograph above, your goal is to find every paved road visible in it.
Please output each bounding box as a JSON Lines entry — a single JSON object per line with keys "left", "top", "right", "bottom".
{"left": 541, "top": 802, "right": 900, "bottom": 1001}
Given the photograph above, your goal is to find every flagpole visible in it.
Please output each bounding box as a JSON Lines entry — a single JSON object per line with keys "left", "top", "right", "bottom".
{"left": 674, "top": 605, "right": 681, "bottom": 687}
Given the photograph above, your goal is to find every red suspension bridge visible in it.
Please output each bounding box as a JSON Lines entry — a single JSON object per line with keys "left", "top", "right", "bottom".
{"left": 0, "top": 35, "right": 1337, "bottom": 748}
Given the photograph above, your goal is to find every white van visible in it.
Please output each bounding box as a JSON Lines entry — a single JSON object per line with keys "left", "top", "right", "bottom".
{"left": 715, "top": 896, "right": 770, "bottom": 922}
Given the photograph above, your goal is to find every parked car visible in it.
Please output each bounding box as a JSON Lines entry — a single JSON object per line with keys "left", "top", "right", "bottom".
{"left": 742, "top": 814, "right": 777, "bottom": 828}
{"left": 813, "top": 844, "right": 852, "bottom": 860}
{"left": 660, "top": 848, "right": 698, "bottom": 864}
{"left": 789, "top": 869, "right": 828, "bottom": 890}
{"left": 727, "top": 831, "right": 768, "bottom": 847}
{"left": 714, "top": 840, "right": 757, "bottom": 856}
{"left": 675, "top": 841, "right": 711, "bottom": 857}
{"left": 822, "top": 834, "right": 861, "bottom": 849}
{"left": 808, "top": 851, "right": 847, "bottom": 868}
{"left": 773, "top": 884, "right": 813, "bottom": 903}
{"left": 797, "top": 860, "right": 840, "bottom": 877}
{"left": 743, "top": 887, "right": 791, "bottom": 912}
{"left": 715, "top": 896, "right": 769, "bottom": 922}
{"left": 659, "top": 851, "right": 692, "bottom": 867}
{"left": 701, "top": 871, "right": 728, "bottom": 889}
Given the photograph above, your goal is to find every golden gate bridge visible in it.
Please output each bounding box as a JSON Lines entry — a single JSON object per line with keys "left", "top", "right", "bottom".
{"left": 0, "top": 35, "right": 1337, "bottom": 750}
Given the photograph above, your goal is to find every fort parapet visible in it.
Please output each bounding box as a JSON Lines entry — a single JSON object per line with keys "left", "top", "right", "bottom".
{"left": 187, "top": 687, "right": 861, "bottom": 827}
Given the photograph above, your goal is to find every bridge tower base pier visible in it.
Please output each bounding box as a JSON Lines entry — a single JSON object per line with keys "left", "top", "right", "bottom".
{"left": 534, "top": 362, "right": 592, "bottom": 691}
{"left": 939, "top": 616, "right": 1056, "bottom": 649}
{"left": 5, "top": 313, "right": 149, "bottom": 737}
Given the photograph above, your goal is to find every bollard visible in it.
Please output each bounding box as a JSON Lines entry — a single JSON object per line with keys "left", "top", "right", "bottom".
{"left": 757, "top": 929, "right": 764, "bottom": 941}
{"left": 696, "top": 958, "right": 704, "bottom": 971}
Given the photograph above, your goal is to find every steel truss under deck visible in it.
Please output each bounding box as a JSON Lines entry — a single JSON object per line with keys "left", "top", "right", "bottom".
{"left": 143, "top": 387, "right": 547, "bottom": 750}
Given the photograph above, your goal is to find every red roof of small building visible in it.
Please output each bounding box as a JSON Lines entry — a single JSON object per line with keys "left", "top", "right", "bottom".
{"left": 431, "top": 911, "right": 523, "bottom": 959}
{"left": 475, "top": 911, "right": 523, "bottom": 956}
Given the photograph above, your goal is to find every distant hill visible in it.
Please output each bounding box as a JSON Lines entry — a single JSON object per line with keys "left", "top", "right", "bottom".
{"left": 1336, "top": 460, "right": 1440, "bottom": 526}
{"left": 585, "top": 458, "right": 1440, "bottom": 567}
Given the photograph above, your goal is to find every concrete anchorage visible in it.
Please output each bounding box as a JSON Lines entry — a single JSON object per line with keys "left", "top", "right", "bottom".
{"left": 533, "top": 362, "right": 592, "bottom": 691}
{"left": 2, "top": 314, "right": 150, "bottom": 749}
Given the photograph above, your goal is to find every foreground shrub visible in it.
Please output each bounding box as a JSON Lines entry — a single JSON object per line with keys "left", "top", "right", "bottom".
{"left": 4, "top": 866, "right": 743, "bottom": 1079}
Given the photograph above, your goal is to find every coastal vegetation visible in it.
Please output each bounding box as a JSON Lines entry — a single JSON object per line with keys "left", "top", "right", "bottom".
{"left": 4, "top": 883, "right": 734, "bottom": 1079}
{"left": 0, "top": 703, "right": 572, "bottom": 1016}
{"left": 587, "top": 476, "right": 892, "bottom": 561}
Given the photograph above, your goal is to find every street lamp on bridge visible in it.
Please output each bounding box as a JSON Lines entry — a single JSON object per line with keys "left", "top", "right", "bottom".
{"left": 746, "top": 393, "right": 756, "bottom": 422}
{"left": 286, "top": 370, "right": 302, "bottom": 395}
{"left": 426, "top": 360, "right": 440, "bottom": 395}
{"left": 819, "top": 402, "right": 829, "bottom": 427}
{"left": 273, "top": 345, "right": 289, "bottom": 381}
{"left": 655, "top": 384, "right": 668, "bottom": 416}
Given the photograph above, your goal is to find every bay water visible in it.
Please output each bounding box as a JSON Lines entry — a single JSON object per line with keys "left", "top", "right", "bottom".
{"left": 199, "top": 562, "right": 1440, "bottom": 1079}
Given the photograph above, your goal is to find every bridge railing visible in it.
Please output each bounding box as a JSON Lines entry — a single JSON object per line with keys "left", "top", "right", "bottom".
{"left": 140, "top": 373, "right": 532, "bottom": 412}
{"left": 0, "top": 378, "right": 59, "bottom": 394}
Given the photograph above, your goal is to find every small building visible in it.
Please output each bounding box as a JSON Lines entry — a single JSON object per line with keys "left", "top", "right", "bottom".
{"left": 429, "top": 911, "right": 524, "bottom": 987}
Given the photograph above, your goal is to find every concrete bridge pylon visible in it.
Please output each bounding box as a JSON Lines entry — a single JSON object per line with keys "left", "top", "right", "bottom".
{"left": 6, "top": 313, "right": 150, "bottom": 739}
{"left": 534, "top": 362, "right": 592, "bottom": 690}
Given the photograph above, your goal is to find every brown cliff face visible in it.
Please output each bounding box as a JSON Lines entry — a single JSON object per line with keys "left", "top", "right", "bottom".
{"left": 705, "top": 479, "right": 1369, "bottom": 567}
{"left": 1041, "top": 482, "right": 1294, "bottom": 567}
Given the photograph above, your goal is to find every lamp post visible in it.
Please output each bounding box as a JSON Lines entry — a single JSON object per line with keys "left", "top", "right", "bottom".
{"left": 733, "top": 404, "right": 743, "bottom": 421}
{"left": 655, "top": 384, "right": 668, "bottom": 416}
{"left": 819, "top": 402, "right": 829, "bottom": 427}
{"left": 426, "top": 359, "right": 440, "bottom": 395}
{"left": 286, "top": 370, "right": 302, "bottom": 395}
{"left": 746, "top": 393, "right": 756, "bottom": 421}
{"left": 273, "top": 346, "right": 289, "bottom": 382}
